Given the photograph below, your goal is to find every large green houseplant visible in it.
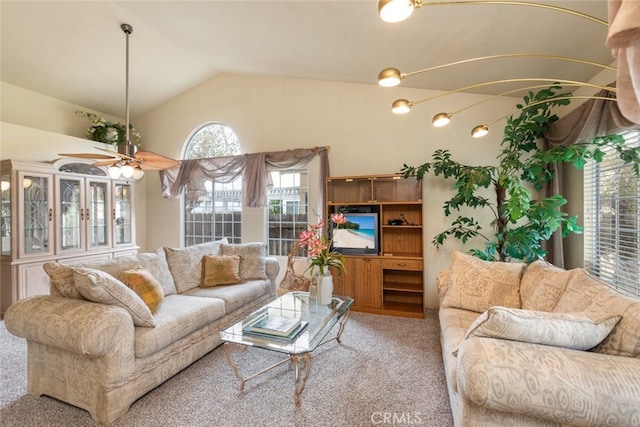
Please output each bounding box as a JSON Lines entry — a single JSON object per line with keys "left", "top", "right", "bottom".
{"left": 401, "top": 86, "right": 640, "bottom": 263}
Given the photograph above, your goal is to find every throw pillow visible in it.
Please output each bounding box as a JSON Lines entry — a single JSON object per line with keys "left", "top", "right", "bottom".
{"left": 43, "top": 262, "right": 85, "bottom": 300}
{"left": 120, "top": 266, "right": 165, "bottom": 313}
{"left": 441, "top": 251, "right": 525, "bottom": 313}
{"left": 164, "top": 238, "right": 228, "bottom": 293}
{"left": 519, "top": 259, "right": 575, "bottom": 311}
{"left": 458, "top": 306, "right": 621, "bottom": 353}
{"left": 73, "top": 267, "right": 156, "bottom": 328}
{"left": 201, "top": 255, "right": 242, "bottom": 287}
{"left": 220, "top": 242, "right": 268, "bottom": 281}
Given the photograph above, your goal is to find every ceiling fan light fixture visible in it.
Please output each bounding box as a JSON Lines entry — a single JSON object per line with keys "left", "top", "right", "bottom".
{"left": 379, "top": 0, "right": 418, "bottom": 23}
{"left": 471, "top": 124, "right": 489, "bottom": 138}
{"left": 378, "top": 68, "right": 403, "bottom": 87}
{"left": 108, "top": 164, "right": 123, "bottom": 179}
{"left": 132, "top": 167, "right": 145, "bottom": 180}
{"left": 391, "top": 99, "right": 413, "bottom": 114}
{"left": 120, "top": 164, "right": 135, "bottom": 179}
{"left": 432, "top": 112, "right": 452, "bottom": 127}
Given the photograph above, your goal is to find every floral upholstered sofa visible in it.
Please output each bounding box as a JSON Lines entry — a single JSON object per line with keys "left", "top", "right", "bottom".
{"left": 4, "top": 239, "right": 279, "bottom": 425}
{"left": 438, "top": 251, "right": 640, "bottom": 427}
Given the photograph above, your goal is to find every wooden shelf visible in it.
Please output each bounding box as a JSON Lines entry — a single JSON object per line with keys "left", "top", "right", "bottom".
{"left": 327, "top": 173, "right": 424, "bottom": 318}
{"left": 383, "top": 282, "right": 424, "bottom": 293}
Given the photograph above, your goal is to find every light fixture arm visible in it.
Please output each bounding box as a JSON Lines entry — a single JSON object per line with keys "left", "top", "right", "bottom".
{"left": 401, "top": 54, "right": 615, "bottom": 82}
{"left": 396, "top": 78, "right": 616, "bottom": 112}
{"left": 379, "top": 0, "right": 607, "bottom": 26}
{"left": 471, "top": 95, "right": 616, "bottom": 138}
{"left": 452, "top": 83, "right": 616, "bottom": 116}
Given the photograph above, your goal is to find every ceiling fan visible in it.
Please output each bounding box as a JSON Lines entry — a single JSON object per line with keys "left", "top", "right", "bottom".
{"left": 60, "top": 23, "right": 179, "bottom": 180}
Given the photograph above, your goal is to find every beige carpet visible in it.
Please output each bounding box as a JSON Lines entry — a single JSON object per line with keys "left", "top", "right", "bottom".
{"left": 0, "top": 310, "right": 453, "bottom": 426}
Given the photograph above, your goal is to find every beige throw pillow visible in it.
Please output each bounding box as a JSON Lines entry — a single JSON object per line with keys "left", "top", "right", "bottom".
{"left": 120, "top": 266, "right": 164, "bottom": 313}
{"left": 441, "top": 251, "right": 525, "bottom": 313}
{"left": 520, "top": 259, "right": 574, "bottom": 311}
{"left": 164, "top": 238, "right": 228, "bottom": 293}
{"left": 73, "top": 267, "right": 156, "bottom": 328}
{"left": 201, "top": 255, "right": 242, "bottom": 287}
{"left": 220, "top": 242, "right": 267, "bottom": 280}
{"left": 459, "top": 306, "right": 621, "bottom": 353}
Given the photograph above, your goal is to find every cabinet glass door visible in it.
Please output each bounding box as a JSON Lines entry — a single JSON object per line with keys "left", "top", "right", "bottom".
{"left": 21, "top": 173, "right": 52, "bottom": 256}
{"left": 1, "top": 172, "right": 11, "bottom": 256}
{"left": 114, "top": 183, "right": 132, "bottom": 245}
{"left": 88, "top": 180, "right": 109, "bottom": 248}
{"left": 58, "top": 178, "right": 83, "bottom": 251}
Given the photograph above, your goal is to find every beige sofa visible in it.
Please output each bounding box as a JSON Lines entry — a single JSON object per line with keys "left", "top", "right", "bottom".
{"left": 438, "top": 251, "right": 640, "bottom": 427}
{"left": 4, "top": 239, "right": 279, "bottom": 425}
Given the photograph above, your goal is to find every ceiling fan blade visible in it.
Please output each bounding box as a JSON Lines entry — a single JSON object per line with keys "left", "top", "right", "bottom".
{"left": 59, "top": 153, "right": 118, "bottom": 160}
{"left": 95, "top": 147, "right": 136, "bottom": 161}
{"left": 92, "top": 160, "right": 119, "bottom": 167}
{"left": 135, "top": 151, "right": 180, "bottom": 170}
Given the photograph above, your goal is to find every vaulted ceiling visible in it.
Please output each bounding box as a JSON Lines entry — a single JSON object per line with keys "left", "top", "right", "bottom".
{"left": 1, "top": 1, "right": 613, "bottom": 118}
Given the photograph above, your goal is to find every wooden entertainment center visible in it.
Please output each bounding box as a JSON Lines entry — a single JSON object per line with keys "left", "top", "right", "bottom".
{"left": 327, "top": 174, "right": 424, "bottom": 318}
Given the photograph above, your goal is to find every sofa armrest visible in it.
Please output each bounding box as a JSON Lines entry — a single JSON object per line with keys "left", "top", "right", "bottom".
{"left": 5, "top": 296, "right": 134, "bottom": 357}
{"left": 457, "top": 336, "right": 640, "bottom": 426}
{"left": 265, "top": 256, "right": 280, "bottom": 294}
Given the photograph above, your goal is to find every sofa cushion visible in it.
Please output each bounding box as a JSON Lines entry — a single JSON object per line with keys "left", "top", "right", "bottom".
{"left": 520, "top": 259, "right": 574, "bottom": 311}
{"left": 183, "top": 279, "right": 271, "bottom": 314}
{"left": 134, "top": 294, "right": 225, "bottom": 358}
{"left": 554, "top": 269, "right": 640, "bottom": 358}
{"left": 201, "top": 255, "right": 242, "bottom": 287}
{"left": 73, "top": 267, "right": 156, "bottom": 328}
{"left": 120, "top": 267, "right": 164, "bottom": 313}
{"left": 460, "top": 306, "right": 621, "bottom": 353}
{"left": 441, "top": 251, "right": 525, "bottom": 313}
{"left": 221, "top": 242, "right": 268, "bottom": 281}
{"left": 164, "top": 238, "right": 228, "bottom": 293}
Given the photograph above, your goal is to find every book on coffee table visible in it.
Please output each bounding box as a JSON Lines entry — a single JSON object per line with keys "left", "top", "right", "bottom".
{"left": 243, "top": 315, "right": 309, "bottom": 341}
{"left": 247, "top": 315, "right": 301, "bottom": 337}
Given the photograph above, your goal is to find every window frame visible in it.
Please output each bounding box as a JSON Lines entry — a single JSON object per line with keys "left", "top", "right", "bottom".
{"left": 266, "top": 168, "right": 309, "bottom": 256}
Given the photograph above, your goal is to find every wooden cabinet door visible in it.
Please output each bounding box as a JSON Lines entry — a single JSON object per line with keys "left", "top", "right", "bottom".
{"left": 353, "top": 257, "right": 382, "bottom": 309}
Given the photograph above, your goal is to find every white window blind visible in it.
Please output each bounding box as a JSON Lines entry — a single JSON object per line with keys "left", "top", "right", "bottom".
{"left": 583, "top": 129, "right": 640, "bottom": 296}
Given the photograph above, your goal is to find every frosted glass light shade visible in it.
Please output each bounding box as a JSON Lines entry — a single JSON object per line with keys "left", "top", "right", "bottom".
{"left": 108, "top": 165, "right": 122, "bottom": 179}
{"left": 120, "top": 164, "right": 135, "bottom": 178}
{"left": 379, "top": 0, "right": 416, "bottom": 23}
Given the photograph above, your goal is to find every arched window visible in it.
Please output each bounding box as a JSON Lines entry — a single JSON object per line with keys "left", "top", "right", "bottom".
{"left": 183, "top": 123, "right": 242, "bottom": 246}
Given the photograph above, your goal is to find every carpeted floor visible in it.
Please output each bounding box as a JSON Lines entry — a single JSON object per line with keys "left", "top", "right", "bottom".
{"left": 0, "top": 310, "right": 453, "bottom": 426}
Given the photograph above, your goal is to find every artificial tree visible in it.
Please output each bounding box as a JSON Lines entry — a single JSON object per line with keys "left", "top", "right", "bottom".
{"left": 401, "top": 86, "right": 640, "bottom": 263}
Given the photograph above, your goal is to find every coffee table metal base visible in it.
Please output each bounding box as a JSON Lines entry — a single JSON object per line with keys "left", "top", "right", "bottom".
{"left": 223, "top": 310, "right": 350, "bottom": 405}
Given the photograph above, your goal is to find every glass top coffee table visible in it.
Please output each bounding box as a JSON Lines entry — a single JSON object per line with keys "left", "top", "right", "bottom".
{"left": 220, "top": 291, "right": 354, "bottom": 405}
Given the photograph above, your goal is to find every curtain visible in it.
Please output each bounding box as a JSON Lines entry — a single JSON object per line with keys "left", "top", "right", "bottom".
{"left": 160, "top": 146, "right": 330, "bottom": 209}
{"left": 542, "top": 84, "right": 640, "bottom": 267}
{"left": 607, "top": 0, "right": 640, "bottom": 124}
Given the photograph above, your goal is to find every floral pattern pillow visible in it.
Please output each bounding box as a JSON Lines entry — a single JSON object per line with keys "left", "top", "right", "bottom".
{"left": 220, "top": 242, "right": 267, "bottom": 281}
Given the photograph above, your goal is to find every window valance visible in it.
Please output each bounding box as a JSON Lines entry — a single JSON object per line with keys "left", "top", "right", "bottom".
{"left": 160, "top": 146, "right": 330, "bottom": 208}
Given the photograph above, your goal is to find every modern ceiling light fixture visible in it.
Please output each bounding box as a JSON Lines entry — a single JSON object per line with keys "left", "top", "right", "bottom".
{"left": 470, "top": 95, "right": 616, "bottom": 138}
{"left": 377, "top": 54, "right": 616, "bottom": 88}
{"left": 60, "top": 23, "right": 179, "bottom": 180}
{"left": 390, "top": 78, "right": 616, "bottom": 115}
{"left": 378, "top": 0, "right": 608, "bottom": 25}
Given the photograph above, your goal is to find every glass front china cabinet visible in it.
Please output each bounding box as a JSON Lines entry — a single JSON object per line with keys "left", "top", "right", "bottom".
{"left": 0, "top": 159, "right": 138, "bottom": 316}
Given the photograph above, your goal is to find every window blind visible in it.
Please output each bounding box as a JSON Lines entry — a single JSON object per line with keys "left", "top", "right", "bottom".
{"left": 583, "top": 130, "right": 640, "bottom": 296}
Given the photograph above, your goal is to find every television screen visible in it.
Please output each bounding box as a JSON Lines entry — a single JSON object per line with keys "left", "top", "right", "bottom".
{"left": 331, "top": 212, "right": 379, "bottom": 255}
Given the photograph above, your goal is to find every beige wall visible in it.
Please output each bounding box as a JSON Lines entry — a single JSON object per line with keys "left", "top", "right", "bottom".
{"left": 3, "top": 74, "right": 586, "bottom": 308}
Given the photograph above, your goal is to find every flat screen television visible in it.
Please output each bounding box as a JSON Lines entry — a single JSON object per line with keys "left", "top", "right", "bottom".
{"left": 331, "top": 212, "right": 379, "bottom": 255}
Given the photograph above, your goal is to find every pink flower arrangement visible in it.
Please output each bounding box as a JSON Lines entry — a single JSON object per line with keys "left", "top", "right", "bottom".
{"left": 298, "top": 213, "right": 347, "bottom": 276}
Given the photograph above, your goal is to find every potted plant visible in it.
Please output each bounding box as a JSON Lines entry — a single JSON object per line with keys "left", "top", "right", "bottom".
{"left": 76, "top": 110, "right": 142, "bottom": 146}
{"left": 401, "top": 86, "right": 640, "bottom": 262}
